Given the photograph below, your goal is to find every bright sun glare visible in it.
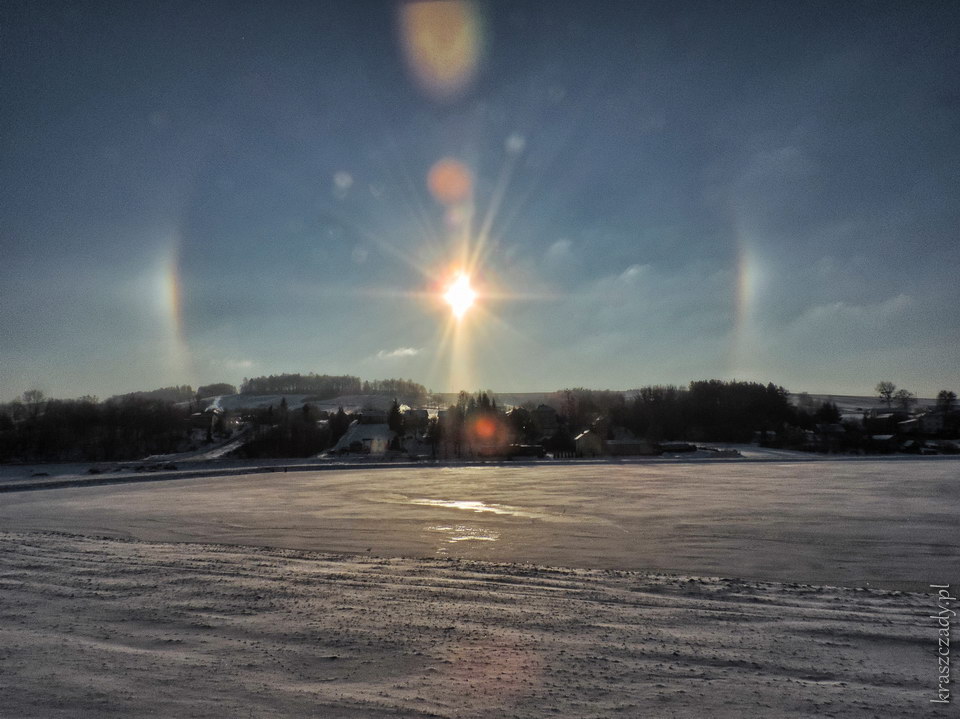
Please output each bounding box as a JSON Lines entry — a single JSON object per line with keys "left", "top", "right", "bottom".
{"left": 443, "top": 272, "right": 476, "bottom": 319}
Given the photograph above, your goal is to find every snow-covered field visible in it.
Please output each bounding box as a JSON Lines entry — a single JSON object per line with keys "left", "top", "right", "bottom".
{"left": 206, "top": 393, "right": 402, "bottom": 414}
{"left": 1, "top": 461, "right": 956, "bottom": 716}
{"left": 2, "top": 461, "right": 956, "bottom": 588}
{"left": 0, "top": 531, "right": 941, "bottom": 718}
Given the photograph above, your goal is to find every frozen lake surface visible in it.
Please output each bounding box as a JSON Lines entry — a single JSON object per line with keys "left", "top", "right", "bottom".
{"left": 1, "top": 460, "right": 957, "bottom": 589}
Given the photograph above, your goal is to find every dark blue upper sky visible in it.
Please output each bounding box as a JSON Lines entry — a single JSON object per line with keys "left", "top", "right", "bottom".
{"left": 2, "top": 0, "right": 958, "bottom": 399}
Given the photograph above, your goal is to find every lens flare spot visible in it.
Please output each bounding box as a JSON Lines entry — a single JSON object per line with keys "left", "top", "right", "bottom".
{"left": 444, "top": 272, "right": 476, "bottom": 319}
{"left": 399, "top": 0, "right": 481, "bottom": 101}
{"left": 472, "top": 416, "right": 496, "bottom": 440}
{"left": 428, "top": 158, "right": 472, "bottom": 206}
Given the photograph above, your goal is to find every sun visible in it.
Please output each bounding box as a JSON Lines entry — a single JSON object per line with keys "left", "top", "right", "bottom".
{"left": 443, "top": 272, "right": 476, "bottom": 319}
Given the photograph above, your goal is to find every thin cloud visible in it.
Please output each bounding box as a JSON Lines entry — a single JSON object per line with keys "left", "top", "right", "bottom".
{"left": 376, "top": 347, "right": 422, "bottom": 360}
{"left": 545, "top": 239, "right": 573, "bottom": 261}
{"left": 224, "top": 359, "right": 255, "bottom": 370}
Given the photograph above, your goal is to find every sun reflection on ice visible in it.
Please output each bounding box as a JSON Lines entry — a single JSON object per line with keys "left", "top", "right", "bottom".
{"left": 427, "top": 524, "right": 500, "bottom": 543}
{"left": 410, "top": 498, "right": 548, "bottom": 519}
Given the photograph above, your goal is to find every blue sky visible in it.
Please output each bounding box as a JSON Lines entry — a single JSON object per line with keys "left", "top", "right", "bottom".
{"left": 2, "top": 1, "right": 958, "bottom": 400}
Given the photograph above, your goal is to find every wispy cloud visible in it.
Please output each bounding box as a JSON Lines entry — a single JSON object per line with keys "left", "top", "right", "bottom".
{"left": 375, "top": 347, "right": 422, "bottom": 360}
{"left": 224, "top": 359, "right": 255, "bottom": 370}
{"left": 545, "top": 239, "right": 573, "bottom": 261}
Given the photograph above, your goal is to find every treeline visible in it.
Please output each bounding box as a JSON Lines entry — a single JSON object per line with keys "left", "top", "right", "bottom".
{"left": 551, "top": 388, "right": 629, "bottom": 431}
{"left": 81, "top": 384, "right": 239, "bottom": 404}
{"left": 616, "top": 380, "right": 794, "bottom": 442}
{"left": 360, "top": 378, "right": 427, "bottom": 401}
{"left": 240, "top": 374, "right": 361, "bottom": 396}
{"left": 107, "top": 385, "right": 195, "bottom": 404}
{"left": 426, "top": 382, "right": 805, "bottom": 454}
{"left": 239, "top": 373, "right": 426, "bottom": 402}
{"left": 0, "top": 394, "right": 189, "bottom": 462}
{"left": 197, "top": 383, "right": 237, "bottom": 398}
{"left": 540, "top": 381, "right": 794, "bottom": 443}
{"left": 434, "top": 391, "right": 501, "bottom": 456}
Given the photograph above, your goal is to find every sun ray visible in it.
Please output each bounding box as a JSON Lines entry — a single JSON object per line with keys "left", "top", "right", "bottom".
{"left": 447, "top": 311, "right": 474, "bottom": 392}
{"left": 380, "top": 133, "right": 447, "bottom": 253}
{"left": 308, "top": 49, "right": 449, "bottom": 274}
{"left": 426, "top": 319, "right": 458, "bottom": 391}
{"left": 467, "top": 143, "right": 523, "bottom": 274}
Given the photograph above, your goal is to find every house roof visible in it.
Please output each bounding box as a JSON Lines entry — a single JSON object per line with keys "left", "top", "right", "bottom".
{"left": 332, "top": 420, "right": 395, "bottom": 451}
{"left": 816, "top": 423, "right": 845, "bottom": 433}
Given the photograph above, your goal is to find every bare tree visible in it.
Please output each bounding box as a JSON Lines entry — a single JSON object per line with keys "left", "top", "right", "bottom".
{"left": 22, "top": 389, "right": 45, "bottom": 420}
{"left": 894, "top": 388, "right": 915, "bottom": 411}
{"left": 875, "top": 381, "right": 896, "bottom": 408}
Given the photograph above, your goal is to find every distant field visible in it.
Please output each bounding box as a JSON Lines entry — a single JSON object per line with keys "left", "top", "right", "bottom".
{"left": 422, "top": 391, "right": 936, "bottom": 412}
{"left": 201, "top": 390, "right": 939, "bottom": 415}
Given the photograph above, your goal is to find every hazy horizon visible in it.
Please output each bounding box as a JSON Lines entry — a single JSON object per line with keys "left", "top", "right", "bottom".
{"left": 2, "top": 376, "right": 941, "bottom": 407}
{"left": 3, "top": 2, "right": 958, "bottom": 401}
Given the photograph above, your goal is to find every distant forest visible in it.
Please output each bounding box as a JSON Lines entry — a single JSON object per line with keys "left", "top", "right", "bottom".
{"left": 550, "top": 381, "right": 795, "bottom": 443}
{"left": 2, "top": 377, "right": 954, "bottom": 463}
{"left": 0, "top": 393, "right": 189, "bottom": 462}
{"left": 0, "top": 374, "right": 426, "bottom": 462}
{"left": 107, "top": 385, "right": 195, "bottom": 404}
{"left": 239, "top": 374, "right": 427, "bottom": 402}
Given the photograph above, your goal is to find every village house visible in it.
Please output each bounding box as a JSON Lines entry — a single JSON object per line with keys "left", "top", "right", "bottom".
{"left": 574, "top": 429, "right": 602, "bottom": 457}
{"left": 331, "top": 419, "right": 395, "bottom": 455}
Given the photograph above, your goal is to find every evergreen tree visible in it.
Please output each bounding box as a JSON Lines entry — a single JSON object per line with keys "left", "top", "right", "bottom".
{"left": 426, "top": 417, "right": 441, "bottom": 459}
{"left": 814, "top": 401, "right": 841, "bottom": 423}
{"left": 329, "top": 406, "right": 351, "bottom": 444}
{"left": 937, "top": 390, "right": 957, "bottom": 413}
{"left": 388, "top": 399, "right": 404, "bottom": 434}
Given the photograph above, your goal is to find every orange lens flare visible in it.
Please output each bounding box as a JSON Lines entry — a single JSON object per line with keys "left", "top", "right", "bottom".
{"left": 398, "top": 0, "right": 481, "bottom": 101}
{"left": 428, "top": 158, "right": 472, "bottom": 206}
{"left": 472, "top": 415, "right": 496, "bottom": 440}
{"left": 465, "top": 414, "right": 512, "bottom": 452}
